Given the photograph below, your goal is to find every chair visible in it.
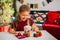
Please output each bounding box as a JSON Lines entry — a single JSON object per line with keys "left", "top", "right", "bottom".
{"left": 42, "top": 11, "right": 60, "bottom": 40}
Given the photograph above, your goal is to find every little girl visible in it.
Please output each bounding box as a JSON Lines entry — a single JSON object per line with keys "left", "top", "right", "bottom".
{"left": 11, "top": 5, "right": 39, "bottom": 33}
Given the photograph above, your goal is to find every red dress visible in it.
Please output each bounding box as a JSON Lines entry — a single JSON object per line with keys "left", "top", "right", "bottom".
{"left": 12, "top": 19, "right": 34, "bottom": 31}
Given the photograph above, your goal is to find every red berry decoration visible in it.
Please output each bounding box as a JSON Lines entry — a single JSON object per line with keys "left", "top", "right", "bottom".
{"left": 39, "top": 32, "right": 42, "bottom": 37}
{"left": 18, "top": 32, "right": 21, "bottom": 36}
{"left": 16, "top": 32, "right": 26, "bottom": 39}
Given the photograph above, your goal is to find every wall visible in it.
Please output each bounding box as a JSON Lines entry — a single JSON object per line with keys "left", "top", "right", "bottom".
{"left": 16, "top": 0, "right": 60, "bottom": 11}
{"left": 44, "top": 0, "right": 60, "bottom": 11}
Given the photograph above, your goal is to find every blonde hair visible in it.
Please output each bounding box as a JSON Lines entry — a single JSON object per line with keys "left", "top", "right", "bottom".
{"left": 19, "top": 5, "right": 30, "bottom": 12}
{"left": 16, "top": 5, "right": 30, "bottom": 25}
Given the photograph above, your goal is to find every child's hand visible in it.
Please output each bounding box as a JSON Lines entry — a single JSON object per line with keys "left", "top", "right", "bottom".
{"left": 9, "top": 28, "right": 16, "bottom": 34}
{"left": 33, "top": 26, "right": 40, "bottom": 32}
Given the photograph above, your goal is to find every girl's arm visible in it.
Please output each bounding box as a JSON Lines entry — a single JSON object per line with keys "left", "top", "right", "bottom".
{"left": 9, "top": 28, "right": 16, "bottom": 34}
{"left": 32, "top": 23, "right": 40, "bottom": 32}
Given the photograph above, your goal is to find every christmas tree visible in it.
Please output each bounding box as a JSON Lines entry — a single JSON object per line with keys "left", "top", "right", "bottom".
{"left": 0, "top": 0, "right": 14, "bottom": 26}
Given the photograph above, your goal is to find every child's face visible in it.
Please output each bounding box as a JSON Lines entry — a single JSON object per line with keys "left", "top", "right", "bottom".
{"left": 19, "top": 11, "right": 30, "bottom": 21}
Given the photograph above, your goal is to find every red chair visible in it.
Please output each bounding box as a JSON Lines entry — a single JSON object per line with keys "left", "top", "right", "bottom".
{"left": 42, "top": 11, "right": 60, "bottom": 40}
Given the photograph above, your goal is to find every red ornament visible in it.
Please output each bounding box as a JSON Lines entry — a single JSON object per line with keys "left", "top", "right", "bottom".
{"left": 39, "top": 32, "right": 42, "bottom": 37}
{"left": 18, "top": 32, "right": 21, "bottom": 36}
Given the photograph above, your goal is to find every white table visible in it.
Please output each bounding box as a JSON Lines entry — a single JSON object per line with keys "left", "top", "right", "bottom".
{"left": 0, "top": 30, "right": 57, "bottom": 40}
